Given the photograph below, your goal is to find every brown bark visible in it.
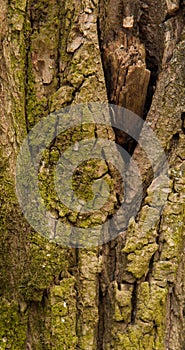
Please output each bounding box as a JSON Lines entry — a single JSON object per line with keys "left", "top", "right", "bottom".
{"left": 0, "top": 0, "right": 185, "bottom": 349}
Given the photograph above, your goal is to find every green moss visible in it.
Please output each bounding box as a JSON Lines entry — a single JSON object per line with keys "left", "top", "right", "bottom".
{"left": 51, "top": 277, "right": 78, "bottom": 349}
{"left": 0, "top": 299, "right": 27, "bottom": 349}
{"left": 124, "top": 243, "right": 158, "bottom": 279}
{"left": 26, "top": 54, "right": 49, "bottom": 129}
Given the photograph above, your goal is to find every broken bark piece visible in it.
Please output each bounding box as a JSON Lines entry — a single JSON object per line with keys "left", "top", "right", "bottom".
{"left": 124, "top": 65, "right": 151, "bottom": 117}
{"left": 166, "top": 0, "right": 180, "bottom": 15}
{"left": 103, "top": 36, "right": 150, "bottom": 117}
{"left": 123, "top": 16, "right": 134, "bottom": 28}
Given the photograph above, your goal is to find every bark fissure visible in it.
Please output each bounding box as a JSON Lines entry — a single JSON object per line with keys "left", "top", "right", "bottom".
{"left": 56, "top": 0, "right": 62, "bottom": 90}
{"left": 181, "top": 112, "right": 185, "bottom": 133}
{"left": 97, "top": 280, "right": 105, "bottom": 350}
{"left": 73, "top": 248, "right": 81, "bottom": 350}
{"left": 166, "top": 287, "right": 174, "bottom": 349}
{"left": 130, "top": 281, "right": 138, "bottom": 324}
{"left": 96, "top": 2, "right": 185, "bottom": 349}
{"left": 96, "top": 1, "right": 165, "bottom": 346}
{"left": 24, "top": 0, "right": 32, "bottom": 134}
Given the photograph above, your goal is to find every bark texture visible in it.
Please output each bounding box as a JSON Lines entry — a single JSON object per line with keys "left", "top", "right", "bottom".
{"left": 0, "top": 0, "right": 185, "bottom": 349}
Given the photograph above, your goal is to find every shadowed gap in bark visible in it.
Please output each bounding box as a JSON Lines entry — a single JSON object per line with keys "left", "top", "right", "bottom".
{"left": 96, "top": 0, "right": 166, "bottom": 347}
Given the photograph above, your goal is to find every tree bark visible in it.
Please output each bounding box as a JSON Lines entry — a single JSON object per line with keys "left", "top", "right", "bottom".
{"left": 0, "top": 0, "right": 185, "bottom": 349}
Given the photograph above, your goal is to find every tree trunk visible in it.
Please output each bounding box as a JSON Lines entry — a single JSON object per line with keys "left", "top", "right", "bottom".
{"left": 0, "top": 0, "right": 185, "bottom": 349}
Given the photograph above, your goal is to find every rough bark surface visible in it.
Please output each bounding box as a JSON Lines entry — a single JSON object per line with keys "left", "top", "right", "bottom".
{"left": 0, "top": 0, "right": 185, "bottom": 350}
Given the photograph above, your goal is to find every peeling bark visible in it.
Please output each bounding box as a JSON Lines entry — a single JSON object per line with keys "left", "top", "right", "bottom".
{"left": 0, "top": 0, "right": 185, "bottom": 349}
